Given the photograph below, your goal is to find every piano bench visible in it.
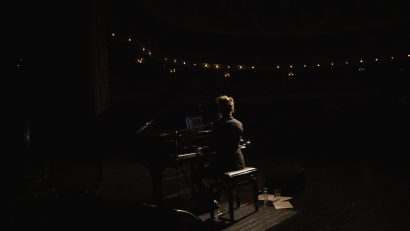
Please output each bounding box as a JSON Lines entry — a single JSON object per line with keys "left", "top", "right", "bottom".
{"left": 210, "top": 167, "right": 259, "bottom": 224}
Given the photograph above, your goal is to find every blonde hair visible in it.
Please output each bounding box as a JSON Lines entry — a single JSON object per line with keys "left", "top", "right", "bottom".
{"left": 216, "top": 95, "right": 235, "bottom": 117}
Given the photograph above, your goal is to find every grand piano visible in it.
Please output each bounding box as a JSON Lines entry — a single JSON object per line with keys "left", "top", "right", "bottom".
{"left": 135, "top": 115, "right": 214, "bottom": 205}
{"left": 96, "top": 102, "right": 249, "bottom": 205}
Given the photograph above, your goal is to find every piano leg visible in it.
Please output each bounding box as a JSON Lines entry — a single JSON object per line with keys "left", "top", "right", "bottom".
{"left": 176, "top": 162, "right": 195, "bottom": 197}
{"left": 148, "top": 162, "right": 164, "bottom": 205}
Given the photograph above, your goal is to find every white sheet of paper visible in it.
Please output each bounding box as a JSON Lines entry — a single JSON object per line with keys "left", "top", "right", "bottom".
{"left": 257, "top": 194, "right": 266, "bottom": 201}
{"left": 267, "top": 194, "right": 276, "bottom": 201}
{"left": 273, "top": 200, "right": 294, "bottom": 209}
{"left": 258, "top": 194, "right": 293, "bottom": 202}
{"left": 268, "top": 195, "right": 293, "bottom": 202}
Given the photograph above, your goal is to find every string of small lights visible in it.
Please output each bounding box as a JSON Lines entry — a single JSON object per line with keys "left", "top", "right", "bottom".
{"left": 112, "top": 33, "right": 410, "bottom": 77}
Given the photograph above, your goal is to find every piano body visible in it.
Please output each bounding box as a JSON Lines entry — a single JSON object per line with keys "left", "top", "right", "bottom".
{"left": 134, "top": 117, "right": 251, "bottom": 205}
{"left": 135, "top": 120, "right": 214, "bottom": 205}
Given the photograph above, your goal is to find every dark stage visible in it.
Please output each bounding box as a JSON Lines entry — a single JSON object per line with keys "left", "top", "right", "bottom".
{"left": 10, "top": 1, "right": 410, "bottom": 230}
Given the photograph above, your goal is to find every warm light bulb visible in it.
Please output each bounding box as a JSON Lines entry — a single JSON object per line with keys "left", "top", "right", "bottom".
{"left": 183, "top": 61, "right": 186, "bottom": 65}
{"left": 215, "top": 64, "right": 219, "bottom": 69}
{"left": 136, "top": 58, "right": 144, "bottom": 64}
{"left": 317, "top": 64, "right": 320, "bottom": 67}
{"left": 407, "top": 54, "right": 410, "bottom": 57}
{"left": 276, "top": 65, "right": 280, "bottom": 69}
{"left": 303, "top": 64, "right": 307, "bottom": 68}
{"left": 204, "top": 64, "right": 209, "bottom": 68}
{"left": 224, "top": 72, "right": 231, "bottom": 78}
{"left": 375, "top": 58, "right": 378, "bottom": 62}
{"left": 111, "top": 33, "right": 115, "bottom": 37}
{"left": 288, "top": 71, "right": 294, "bottom": 77}
{"left": 391, "top": 56, "right": 394, "bottom": 60}
{"left": 290, "top": 65, "right": 293, "bottom": 69}
{"left": 345, "top": 61, "right": 349, "bottom": 65}
{"left": 331, "top": 62, "right": 334, "bottom": 66}
{"left": 164, "top": 57, "right": 168, "bottom": 61}
{"left": 227, "top": 65, "right": 230, "bottom": 69}
{"left": 251, "top": 66, "right": 255, "bottom": 69}
{"left": 360, "top": 59, "right": 363, "bottom": 63}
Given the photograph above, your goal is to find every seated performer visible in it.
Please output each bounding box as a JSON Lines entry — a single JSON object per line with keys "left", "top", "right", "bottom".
{"left": 192, "top": 95, "right": 245, "bottom": 209}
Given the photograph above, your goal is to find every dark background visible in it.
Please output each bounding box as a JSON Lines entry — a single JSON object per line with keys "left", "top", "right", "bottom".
{"left": 105, "top": 0, "right": 410, "bottom": 160}
{"left": 8, "top": 1, "right": 410, "bottom": 229}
